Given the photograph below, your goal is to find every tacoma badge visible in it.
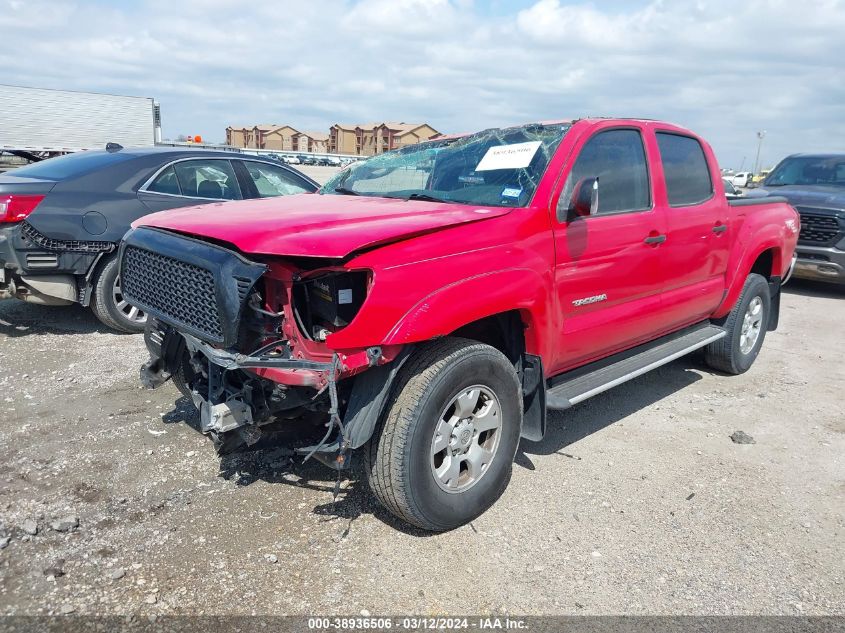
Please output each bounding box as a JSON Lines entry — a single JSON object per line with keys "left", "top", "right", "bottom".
{"left": 572, "top": 293, "right": 608, "bottom": 306}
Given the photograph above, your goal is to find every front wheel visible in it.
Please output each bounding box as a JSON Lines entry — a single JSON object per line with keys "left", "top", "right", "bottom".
{"left": 364, "top": 338, "right": 522, "bottom": 532}
{"left": 90, "top": 255, "right": 147, "bottom": 333}
{"left": 704, "top": 273, "right": 770, "bottom": 374}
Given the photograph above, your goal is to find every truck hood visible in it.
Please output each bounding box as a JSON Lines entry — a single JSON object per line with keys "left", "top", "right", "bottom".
{"left": 756, "top": 185, "right": 845, "bottom": 212}
{"left": 133, "top": 193, "right": 514, "bottom": 258}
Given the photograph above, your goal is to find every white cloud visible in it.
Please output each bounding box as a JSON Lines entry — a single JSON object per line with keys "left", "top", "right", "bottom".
{"left": 0, "top": 0, "right": 842, "bottom": 168}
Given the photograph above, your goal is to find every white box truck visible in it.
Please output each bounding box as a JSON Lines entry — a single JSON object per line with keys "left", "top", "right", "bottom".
{"left": 0, "top": 85, "right": 161, "bottom": 156}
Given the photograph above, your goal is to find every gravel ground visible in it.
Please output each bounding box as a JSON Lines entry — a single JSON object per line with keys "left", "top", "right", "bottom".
{"left": 0, "top": 280, "right": 842, "bottom": 616}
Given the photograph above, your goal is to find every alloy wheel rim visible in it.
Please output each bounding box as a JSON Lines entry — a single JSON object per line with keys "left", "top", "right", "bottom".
{"left": 430, "top": 385, "right": 502, "bottom": 494}
{"left": 739, "top": 295, "right": 763, "bottom": 354}
{"left": 112, "top": 276, "right": 146, "bottom": 325}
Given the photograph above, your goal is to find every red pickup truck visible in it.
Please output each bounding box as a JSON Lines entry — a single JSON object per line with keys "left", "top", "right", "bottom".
{"left": 120, "top": 118, "right": 798, "bottom": 531}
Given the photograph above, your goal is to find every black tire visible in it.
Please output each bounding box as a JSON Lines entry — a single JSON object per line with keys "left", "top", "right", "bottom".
{"left": 364, "top": 338, "right": 522, "bottom": 532}
{"left": 171, "top": 360, "right": 194, "bottom": 400}
{"left": 90, "top": 255, "right": 147, "bottom": 333}
{"left": 704, "top": 273, "right": 770, "bottom": 375}
{"left": 168, "top": 344, "right": 195, "bottom": 401}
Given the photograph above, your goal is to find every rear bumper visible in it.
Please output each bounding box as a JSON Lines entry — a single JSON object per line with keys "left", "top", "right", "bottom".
{"left": 0, "top": 225, "right": 80, "bottom": 304}
{"left": 793, "top": 245, "right": 845, "bottom": 284}
{"left": 0, "top": 222, "right": 110, "bottom": 303}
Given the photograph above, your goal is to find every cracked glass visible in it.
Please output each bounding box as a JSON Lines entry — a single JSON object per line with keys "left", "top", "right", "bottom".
{"left": 321, "top": 123, "right": 570, "bottom": 207}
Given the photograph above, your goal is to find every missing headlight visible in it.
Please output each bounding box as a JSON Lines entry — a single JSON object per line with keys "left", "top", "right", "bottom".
{"left": 293, "top": 270, "right": 369, "bottom": 340}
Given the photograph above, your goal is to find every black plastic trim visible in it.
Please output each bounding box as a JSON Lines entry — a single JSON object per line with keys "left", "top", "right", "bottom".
{"left": 342, "top": 347, "right": 415, "bottom": 449}
{"left": 119, "top": 227, "right": 267, "bottom": 347}
{"left": 767, "top": 276, "right": 782, "bottom": 331}
{"left": 520, "top": 353, "right": 546, "bottom": 441}
{"left": 727, "top": 196, "right": 789, "bottom": 207}
{"left": 20, "top": 221, "right": 115, "bottom": 253}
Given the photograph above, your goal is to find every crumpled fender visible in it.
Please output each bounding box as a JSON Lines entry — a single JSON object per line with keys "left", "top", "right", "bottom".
{"left": 382, "top": 267, "right": 549, "bottom": 355}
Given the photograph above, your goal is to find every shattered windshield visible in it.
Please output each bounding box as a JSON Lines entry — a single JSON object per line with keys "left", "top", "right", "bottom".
{"left": 321, "top": 123, "right": 570, "bottom": 207}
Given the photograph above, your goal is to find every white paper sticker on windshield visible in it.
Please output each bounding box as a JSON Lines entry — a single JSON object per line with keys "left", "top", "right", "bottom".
{"left": 338, "top": 288, "right": 353, "bottom": 305}
{"left": 475, "top": 141, "right": 542, "bottom": 171}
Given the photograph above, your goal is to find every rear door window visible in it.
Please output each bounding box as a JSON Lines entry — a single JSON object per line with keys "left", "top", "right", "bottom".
{"left": 146, "top": 165, "right": 181, "bottom": 195}
{"left": 172, "top": 160, "right": 242, "bottom": 200}
{"left": 239, "top": 161, "right": 314, "bottom": 197}
{"left": 656, "top": 132, "right": 713, "bottom": 206}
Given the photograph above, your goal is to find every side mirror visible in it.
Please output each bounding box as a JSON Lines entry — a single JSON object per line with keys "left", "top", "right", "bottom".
{"left": 569, "top": 177, "right": 599, "bottom": 217}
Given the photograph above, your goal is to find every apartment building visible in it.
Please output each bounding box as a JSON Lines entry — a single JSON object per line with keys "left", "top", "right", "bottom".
{"left": 328, "top": 122, "right": 440, "bottom": 155}
{"left": 225, "top": 125, "right": 328, "bottom": 153}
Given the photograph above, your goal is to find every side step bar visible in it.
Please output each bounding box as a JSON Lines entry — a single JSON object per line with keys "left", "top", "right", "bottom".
{"left": 546, "top": 323, "right": 726, "bottom": 410}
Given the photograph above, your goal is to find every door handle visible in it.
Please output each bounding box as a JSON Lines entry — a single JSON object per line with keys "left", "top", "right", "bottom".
{"left": 644, "top": 234, "right": 667, "bottom": 245}
{"left": 712, "top": 223, "right": 728, "bottom": 234}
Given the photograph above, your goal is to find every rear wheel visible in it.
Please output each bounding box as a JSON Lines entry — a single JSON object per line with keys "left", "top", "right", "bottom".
{"left": 364, "top": 338, "right": 522, "bottom": 532}
{"left": 704, "top": 273, "right": 770, "bottom": 374}
{"left": 90, "top": 255, "right": 147, "bottom": 333}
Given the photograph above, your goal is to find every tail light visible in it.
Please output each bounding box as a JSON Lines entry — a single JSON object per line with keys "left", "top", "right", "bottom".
{"left": 0, "top": 194, "right": 45, "bottom": 223}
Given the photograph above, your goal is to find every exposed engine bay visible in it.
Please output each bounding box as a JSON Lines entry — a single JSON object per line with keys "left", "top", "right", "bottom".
{"left": 121, "top": 226, "right": 397, "bottom": 467}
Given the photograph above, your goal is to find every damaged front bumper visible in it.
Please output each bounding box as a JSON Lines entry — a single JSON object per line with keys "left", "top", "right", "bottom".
{"left": 141, "top": 322, "right": 354, "bottom": 468}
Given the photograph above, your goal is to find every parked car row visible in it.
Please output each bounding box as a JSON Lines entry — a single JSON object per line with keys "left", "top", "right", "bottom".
{"left": 0, "top": 146, "right": 318, "bottom": 331}
{"left": 721, "top": 168, "right": 772, "bottom": 189}
{"left": 269, "top": 153, "right": 354, "bottom": 167}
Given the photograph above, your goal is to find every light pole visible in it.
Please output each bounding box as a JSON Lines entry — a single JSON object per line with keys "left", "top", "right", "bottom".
{"left": 753, "top": 130, "right": 766, "bottom": 176}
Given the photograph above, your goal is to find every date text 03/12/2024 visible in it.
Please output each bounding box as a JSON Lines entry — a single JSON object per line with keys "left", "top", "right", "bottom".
{"left": 306, "top": 616, "right": 528, "bottom": 630}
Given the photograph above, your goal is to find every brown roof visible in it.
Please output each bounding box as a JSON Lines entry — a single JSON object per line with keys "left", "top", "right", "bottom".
{"left": 333, "top": 122, "right": 433, "bottom": 133}
{"left": 393, "top": 124, "right": 438, "bottom": 136}
{"left": 301, "top": 131, "right": 329, "bottom": 141}
{"left": 383, "top": 122, "right": 419, "bottom": 131}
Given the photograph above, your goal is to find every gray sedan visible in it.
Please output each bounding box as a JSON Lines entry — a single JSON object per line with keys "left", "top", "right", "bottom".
{"left": 0, "top": 147, "right": 317, "bottom": 332}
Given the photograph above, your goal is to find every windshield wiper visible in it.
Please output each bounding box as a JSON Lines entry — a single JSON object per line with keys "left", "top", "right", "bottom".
{"left": 406, "top": 192, "right": 448, "bottom": 203}
{"left": 333, "top": 186, "right": 360, "bottom": 196}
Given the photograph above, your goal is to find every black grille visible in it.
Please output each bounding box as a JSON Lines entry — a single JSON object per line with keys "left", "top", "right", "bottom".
{"left": 122, "top": 246, "right": 223, "bottom": 341}
{"left": 796, "top": 209, "right": 842, "bottom": 246}
{"left": 21, "top": 221, "right": 115, "bottom": 253}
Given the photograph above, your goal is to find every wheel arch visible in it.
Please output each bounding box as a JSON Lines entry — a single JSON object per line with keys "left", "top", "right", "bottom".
{"left": 344, "top": 305, "right": 546, "bottom": 452}
{"left": 79, "top": 249, "right": 116, "bottom": 306}
{"left": 714, "top": 242, "right": 784, "bottom": 321}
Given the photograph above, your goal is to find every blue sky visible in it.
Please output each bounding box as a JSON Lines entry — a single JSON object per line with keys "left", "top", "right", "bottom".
{"left": 1, "top": 0, "right": 843, "bottom": 169}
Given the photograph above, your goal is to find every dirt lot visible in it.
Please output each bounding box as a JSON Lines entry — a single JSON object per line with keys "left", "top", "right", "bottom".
{"left": 0, "top": 281, "right": 843, "bottom": 617}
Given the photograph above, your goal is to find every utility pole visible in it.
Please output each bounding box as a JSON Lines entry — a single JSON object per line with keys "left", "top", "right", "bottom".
{"left": 753, "top": 130, "right": 766, "bottom": 175}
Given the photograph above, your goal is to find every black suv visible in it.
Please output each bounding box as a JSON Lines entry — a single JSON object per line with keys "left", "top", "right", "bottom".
{"left": 759, "top": 154, "right": 845, "bottom": 284}
{"left": 0, "top": 146, "right": 318, "bottom": 331}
